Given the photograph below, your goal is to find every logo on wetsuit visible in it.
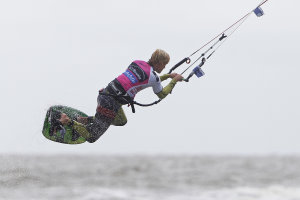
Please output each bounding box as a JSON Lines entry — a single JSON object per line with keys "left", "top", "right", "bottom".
{"left": 123, "top": 63, "right": 149, "bottom": 84}
{"left": 123, "top": 70, "right": 138, "bottom": 84}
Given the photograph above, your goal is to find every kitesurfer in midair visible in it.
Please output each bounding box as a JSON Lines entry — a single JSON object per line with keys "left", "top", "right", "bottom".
{"left": 55, "top": 49, "right": 184, "bottom": 143}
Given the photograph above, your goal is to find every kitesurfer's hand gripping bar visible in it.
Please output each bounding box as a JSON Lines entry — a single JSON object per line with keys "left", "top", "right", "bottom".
{"left": 167, "top": 57, "right": 190, "bottom": 94}
{"left": 168, "top": 57, "right": 191, "bottom": 74}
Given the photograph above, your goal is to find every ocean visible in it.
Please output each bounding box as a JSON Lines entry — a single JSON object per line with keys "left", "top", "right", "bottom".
{"left": 1, "top": 155, "right": 300, "bottom": 200}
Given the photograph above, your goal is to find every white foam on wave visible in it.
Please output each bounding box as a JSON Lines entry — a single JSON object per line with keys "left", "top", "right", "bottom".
{"left": 168, "top": 186, "right": 300, "bottom": 200}
{"left": 2, "top": 185, "right": 299, "bottom": 200}
{"left": 80, "top": 187, "right": 154, "bottom": 200}
{"left": 78, "top": 186, "right": 300, "bottom": 200}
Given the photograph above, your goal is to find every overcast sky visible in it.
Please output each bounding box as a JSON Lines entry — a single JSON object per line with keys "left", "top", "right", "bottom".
{"left": 0, "top": 0, "right": 299, "bottom": 155}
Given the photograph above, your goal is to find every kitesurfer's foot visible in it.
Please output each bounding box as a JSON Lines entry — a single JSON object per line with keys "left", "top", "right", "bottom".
{"left": 58, "top": 114, "right": 94, "bottom": 125}
{"left": 77, "top": 116, "right": 94, "bottom": 125}
{"left": 77, "top": 117, "right": 87, "bottom": 124}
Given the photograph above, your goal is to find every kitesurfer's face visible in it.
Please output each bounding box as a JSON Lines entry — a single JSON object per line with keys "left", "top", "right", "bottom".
{"left": 155, "top": 62, "right": 166, "bottom": 73}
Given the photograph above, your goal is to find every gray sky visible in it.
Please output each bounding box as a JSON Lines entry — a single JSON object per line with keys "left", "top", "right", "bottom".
{"left": 1, "top": 0, "right": 299, "bottom": 155}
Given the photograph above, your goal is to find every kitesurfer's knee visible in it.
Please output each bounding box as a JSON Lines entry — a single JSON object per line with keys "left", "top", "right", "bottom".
{"left": 112, "top": 119, "right": 127, "bottom": 126}
{"left": 119, "top": 120, "right": 127, "bottom": 126}
{"left": 111, "top": 107, "right": 127, "bottom": 126}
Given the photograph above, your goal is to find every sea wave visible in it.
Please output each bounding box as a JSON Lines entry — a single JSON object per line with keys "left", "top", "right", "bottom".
{"left": 1, "top": 155, "right": 300, "bottom": 200}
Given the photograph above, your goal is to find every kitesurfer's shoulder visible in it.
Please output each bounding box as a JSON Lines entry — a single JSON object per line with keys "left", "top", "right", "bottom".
{"left": 132, "top": 60, "right": 150, "bottom": 67}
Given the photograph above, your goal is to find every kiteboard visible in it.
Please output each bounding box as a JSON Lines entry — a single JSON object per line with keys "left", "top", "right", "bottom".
{"left": 42, "top": 105, "right": 87, "bottom": 144}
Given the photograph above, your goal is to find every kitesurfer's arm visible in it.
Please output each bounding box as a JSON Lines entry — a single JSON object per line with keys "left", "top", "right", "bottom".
{"left": 159, "top": 74, "right": 170, "bottom": 81}
{"left": 156, "top": 74, "right": 183, "bottom": 99}
{"left": 159, "top": 73, "right": 178, "bottom": 82}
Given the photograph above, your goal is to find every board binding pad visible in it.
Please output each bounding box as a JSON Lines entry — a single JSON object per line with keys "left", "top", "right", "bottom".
{"left": 43, "top": 105, "right": 87, "bottom": 144}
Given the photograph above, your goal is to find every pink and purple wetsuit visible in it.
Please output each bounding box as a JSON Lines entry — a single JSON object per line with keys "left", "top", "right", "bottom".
{"left": 116, "top": 60, "right": 163, "bottom": 98}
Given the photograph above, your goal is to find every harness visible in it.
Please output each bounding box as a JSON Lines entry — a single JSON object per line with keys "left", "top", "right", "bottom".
{"left": 99, "top": 79, "right": 161, "bottom": 113}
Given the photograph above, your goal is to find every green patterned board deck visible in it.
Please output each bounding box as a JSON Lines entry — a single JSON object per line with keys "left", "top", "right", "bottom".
{"left": 42, "top": 105, "right": 87, "bottom": 144}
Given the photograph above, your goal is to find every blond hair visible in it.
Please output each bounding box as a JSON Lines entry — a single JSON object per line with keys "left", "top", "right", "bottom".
{"left": 148, "top": 49, "right": 170, "bottom": 66}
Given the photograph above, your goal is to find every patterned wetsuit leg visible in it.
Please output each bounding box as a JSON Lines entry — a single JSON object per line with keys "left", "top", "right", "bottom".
{"left": 86, "top": 93, "right": 121, "bottom": 143}
{"left": 112, "top": 106, "right": 127, "bottom": 126}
